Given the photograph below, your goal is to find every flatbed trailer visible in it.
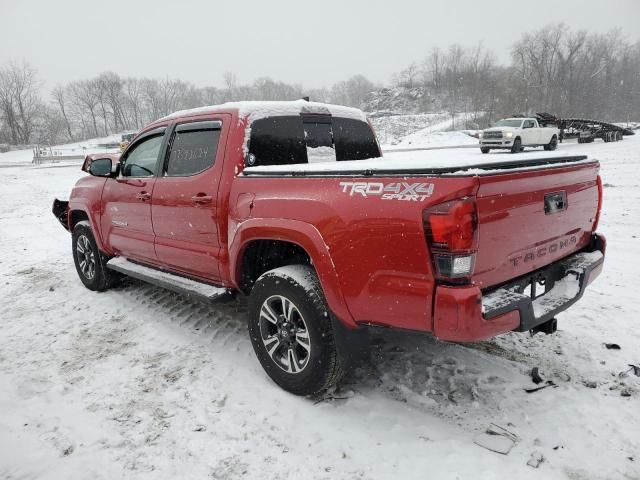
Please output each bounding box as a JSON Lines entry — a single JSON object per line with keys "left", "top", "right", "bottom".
{"left": 535, "top": 113, "right": 635, "bottom": 144}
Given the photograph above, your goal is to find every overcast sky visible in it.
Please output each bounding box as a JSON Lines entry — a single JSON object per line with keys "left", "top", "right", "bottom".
{"left": 1, "top": 0, "right": 638, "bottom": 89}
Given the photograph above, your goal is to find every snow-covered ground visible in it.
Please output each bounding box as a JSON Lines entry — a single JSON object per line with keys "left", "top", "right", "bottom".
{"left": 371, "top": 112, "right": 479, "bottom": 146}
{"left": 1, "top": 136, "right": 639, "bottom": 479}
{"left": 0, "top": 134, "right": 123, "bottom": 167}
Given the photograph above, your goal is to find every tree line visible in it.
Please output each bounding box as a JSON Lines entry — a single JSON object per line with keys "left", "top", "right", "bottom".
{"left": 390, "top": 24, "right": 639, "bottom": 125}
{"left": 0, "top": 24, "right": 638, "bottom": 146}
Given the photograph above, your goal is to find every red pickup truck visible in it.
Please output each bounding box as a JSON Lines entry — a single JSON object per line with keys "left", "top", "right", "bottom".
{"left": 53, "top": 101, "right": 605, "bottom": 396}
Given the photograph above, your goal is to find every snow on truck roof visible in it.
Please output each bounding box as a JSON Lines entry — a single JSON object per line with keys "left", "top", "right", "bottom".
{"left": 159, "top": 100, "right": 368, "bottom": 123}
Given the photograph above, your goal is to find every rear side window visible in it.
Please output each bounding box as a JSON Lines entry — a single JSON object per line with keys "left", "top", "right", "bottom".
{"left": 165, "top": 122, "right": 221, "bottom": 176}
{"left": 332, "top": 118, "right": 380, "bottom": 161}
{"left": 248, "top": 117, "right": 306, "bottom": 166}
{"left": 248, "top": 116, "right": 380, "bottom": 167}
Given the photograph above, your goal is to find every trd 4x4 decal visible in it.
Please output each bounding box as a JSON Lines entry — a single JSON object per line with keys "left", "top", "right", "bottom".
{"left": 339, "top": 182, "right": 435, "bottom": 201}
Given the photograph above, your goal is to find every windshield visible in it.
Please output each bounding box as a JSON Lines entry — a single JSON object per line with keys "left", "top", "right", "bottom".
{"left": 493, "top": 119, "right": 523, "bottom": 128}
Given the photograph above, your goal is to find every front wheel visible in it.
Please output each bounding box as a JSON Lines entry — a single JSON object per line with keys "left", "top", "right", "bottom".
{"left": 544, "top": 135, "right": 558, "bottom": 151}
{"left": 510, "top": 138, "right": 522, "bottom": 153}
{"left": 480, "top": 147, "right": 490, "bottom": 154}
{"left": 72, "top": 221, "right": 115, "bottom": 291}
{"left": 248, "top": 265, "right": 344, "bottom": 396}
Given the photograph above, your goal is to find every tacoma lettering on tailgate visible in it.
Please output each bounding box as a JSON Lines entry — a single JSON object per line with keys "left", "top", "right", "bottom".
{"left": 509, "top": 235, "right": 578, "bottom": 267}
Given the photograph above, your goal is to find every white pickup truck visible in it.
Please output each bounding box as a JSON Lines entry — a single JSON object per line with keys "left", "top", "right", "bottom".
{"left": 479, "top": 118, "right": 559, "bottom": 154}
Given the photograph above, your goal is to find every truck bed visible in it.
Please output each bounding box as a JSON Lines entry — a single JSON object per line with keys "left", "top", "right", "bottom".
{"left": 237, "top": 152, "right": 601, "bottom": 333}
{"left": 243, "top": 153, "right": 590, "bottom": 177}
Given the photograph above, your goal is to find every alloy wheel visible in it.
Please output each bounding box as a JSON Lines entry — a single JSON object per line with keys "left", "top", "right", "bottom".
{"left": 75, "top": 234, "right": 96, "bottom": 280}
{"left": 259, "top": 295, "right": 311, "bottom": 374}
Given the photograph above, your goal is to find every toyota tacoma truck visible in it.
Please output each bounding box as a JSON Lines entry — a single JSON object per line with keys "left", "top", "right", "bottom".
{"left": 52, "top": 101, "right": 605, "bottom": 396}
{"left": 480, "top": 117, "right": 560, "bottom": 153}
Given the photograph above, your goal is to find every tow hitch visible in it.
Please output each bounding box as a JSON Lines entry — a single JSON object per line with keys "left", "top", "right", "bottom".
{"left": 531, "top": 317, "right": 558, "bottom": 336}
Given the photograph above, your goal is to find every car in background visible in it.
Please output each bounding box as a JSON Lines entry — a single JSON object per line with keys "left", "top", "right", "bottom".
{"left": 119, "top": 132, "right": 137, "bottom": 152}
{"left": 480, "top": 118, "right": 559, "bottom": 154}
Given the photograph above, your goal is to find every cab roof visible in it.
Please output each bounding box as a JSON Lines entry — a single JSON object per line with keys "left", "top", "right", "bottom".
{"left": 157, "top": 100, "right": 367, "bottom": 124}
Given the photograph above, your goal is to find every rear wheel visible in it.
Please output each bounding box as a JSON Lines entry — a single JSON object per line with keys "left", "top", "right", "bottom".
{"left": 72, "top": 221, "right": 116, "bottom": 291}
{"left": 510, "top": 137, "right": 522, "bottom": 153}
{"left": 248, "top": 265, "right": 344, "bottom": 396}
{"left": 480, "top": 147, "right": 490, "bottom": 154}
{"left": 544, "top": 135, "right": 558, "bottom": 151}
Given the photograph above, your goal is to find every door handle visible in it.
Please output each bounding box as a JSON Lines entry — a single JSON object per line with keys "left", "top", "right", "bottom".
{"left": 191, "top": 194, "right": 213, "bottom": 204}
{"left": 135, "top": 191, "right": 151, "bottom": 201}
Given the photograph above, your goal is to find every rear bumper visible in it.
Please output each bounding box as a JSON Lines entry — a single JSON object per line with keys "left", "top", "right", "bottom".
{"left": 433, "top": 233, "right": 606, "bottom": 342}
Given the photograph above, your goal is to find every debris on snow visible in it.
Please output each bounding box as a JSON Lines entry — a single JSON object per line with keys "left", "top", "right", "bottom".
{"left": 623, "top": 364, "right": 640, "bottom": 377}
{"left": 604, "top": 343, "right": 621, "bottom": 350}
{"left": 40, "top": 429, "right": 75, "bottom": 458}
{"left": 530, "top": 367, "right": 544, "bottom": 384}
{"left": 525, "top": 381, "right": 558, "bottom": 394}
{"left": 527, "top": 451, "right": 545, "bottom": 468}
{"left": 473, "top": 424, "right": 519, "bottom": 455}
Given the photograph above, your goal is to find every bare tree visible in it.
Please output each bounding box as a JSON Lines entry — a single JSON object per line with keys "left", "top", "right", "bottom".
{"left": 123, "top": 77, "right": 143, "bottom": 129}
{"left": 51, "top": 85, "right": 74, "bottom": 141}
{"left": 69, "top": 79, "right": 100, "bottom": 137}
{"left": 223, "top": 72, "right": 238, "bottom": 101}
{"left": 0, "top": 61, "right": 42, "bottom": 144}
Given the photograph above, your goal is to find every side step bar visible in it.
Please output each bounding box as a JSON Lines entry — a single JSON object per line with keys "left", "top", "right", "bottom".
{"left": 106, "top": 256, "right": 229, "bottom": 302}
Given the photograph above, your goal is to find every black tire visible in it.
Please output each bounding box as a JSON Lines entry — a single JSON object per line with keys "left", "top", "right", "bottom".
{"left": 480, "top": 147, "right": 490, "bottom": 154}
{"left": 72, "top": 221, "right": 115, "bottom": 291}
{"left": 510, "top": 137, "right": 522, "bottom": 153}
{"left": 544, "top": 135, "right": 558, "bottom": 151}
{"left": 248, "top": 265, "right": 344, "bottom": 396}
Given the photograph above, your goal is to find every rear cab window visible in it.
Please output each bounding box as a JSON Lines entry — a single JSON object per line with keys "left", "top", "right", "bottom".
{"left": 247, "top": 116, "right": 380, "bottom": 167}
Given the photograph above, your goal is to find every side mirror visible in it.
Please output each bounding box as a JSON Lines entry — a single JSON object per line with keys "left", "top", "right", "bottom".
{"left": 89, "top": 158, "right": 114, "bottom": 177}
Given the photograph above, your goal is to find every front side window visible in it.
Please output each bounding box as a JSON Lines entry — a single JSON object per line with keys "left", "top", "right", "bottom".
{"left": 248, "top": 116, "right": 380, "bottom": 167}
{"left": 165, "top": 126, "right": 220, "bottom": 176}
{"left": 122, "top": 134, "right": 164, "bottom": 177}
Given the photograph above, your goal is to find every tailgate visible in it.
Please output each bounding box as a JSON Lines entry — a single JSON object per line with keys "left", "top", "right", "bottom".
{"left": 473, "top": 159, "right": 600, "bottom": 289}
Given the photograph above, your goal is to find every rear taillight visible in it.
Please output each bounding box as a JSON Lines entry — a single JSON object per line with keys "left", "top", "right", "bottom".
{"left": 423, "top": 198, "right": 478, "bottom": 283}
{"left": 593, "top": 174, "right": 603, "bottom": 232}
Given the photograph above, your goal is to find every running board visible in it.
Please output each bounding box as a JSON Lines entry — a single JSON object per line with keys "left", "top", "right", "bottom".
{"left": 106, "top": 256, "right": 229, "bottom": 302}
